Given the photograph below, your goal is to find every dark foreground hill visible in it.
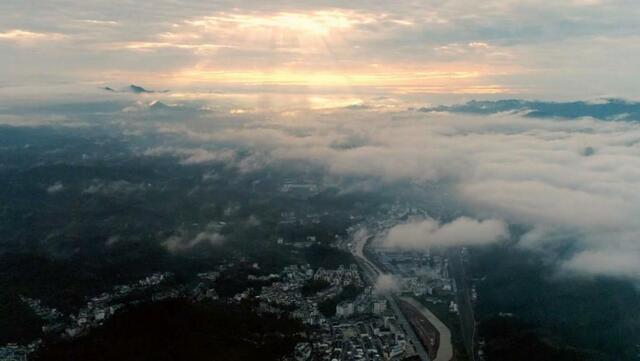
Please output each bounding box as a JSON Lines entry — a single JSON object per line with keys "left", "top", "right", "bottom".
{"left": 34, "top": 298, "right": 303, "bottom": 361}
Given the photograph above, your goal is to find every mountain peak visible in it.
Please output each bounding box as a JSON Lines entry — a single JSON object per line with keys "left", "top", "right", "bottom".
{"left": 128, "top": 84, "right": 152, "bottom": 94}
{"left": 149, "top": 100, "right": 169, "bottom": 109}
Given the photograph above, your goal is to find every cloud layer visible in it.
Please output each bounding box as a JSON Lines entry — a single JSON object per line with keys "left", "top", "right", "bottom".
{"left": 4, "top": 87, "right": 640, "bottom": 279}
{"left": 383, "top": 217, "right": 509, "bottom": 249}
{"left": 129, "top": 104, "right": 640, "bottom": 280}
{"left": 162, "top": 222, "right": 226, "bottom": 253}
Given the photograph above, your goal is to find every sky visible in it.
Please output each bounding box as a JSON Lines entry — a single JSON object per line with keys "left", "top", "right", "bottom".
{"left": 3, "top": 1, "right": 640, "bottom": 281}
{"left": 2, "top": 0, "right": 640, "bottom": 100}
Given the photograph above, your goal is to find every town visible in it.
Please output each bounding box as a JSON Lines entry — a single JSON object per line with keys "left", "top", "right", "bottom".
{"left": 1, "top": 202, "right": 480, "bottom": 361}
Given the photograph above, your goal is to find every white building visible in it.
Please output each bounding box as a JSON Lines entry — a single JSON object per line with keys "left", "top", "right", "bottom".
{"left": 373, "top": 300, "right": 387, "bottom": 315}
{"left": 336, "top": 301, "right": 354, "bottom": 318}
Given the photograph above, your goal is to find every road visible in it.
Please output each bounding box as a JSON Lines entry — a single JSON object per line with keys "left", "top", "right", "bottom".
{"left": 448, "top": 249, "right": 476, "bottom": 361}
{"left": 352, "top": 230, "right": 443, "bottom": 361}
{"left": 353, "top": 231, "right": 382, "bottom": 283}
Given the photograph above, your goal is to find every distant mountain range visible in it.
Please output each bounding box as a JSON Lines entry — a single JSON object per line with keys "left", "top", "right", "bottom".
{"left": 420, "top": 98, "right": 640, "bottom": 121}
{"left": 102, "top": 84, "right": 169, "bottom": 94}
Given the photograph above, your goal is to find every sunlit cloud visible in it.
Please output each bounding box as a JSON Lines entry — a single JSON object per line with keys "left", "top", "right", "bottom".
{"left": 78, "top": 19, "right": 119, "bottom": 26}
{"left": 169, "top": 67, "right": 511, "bottom": 94}
{"left": 176, "top": 69, "right": 480, "bottom": 85}
{"left": 468, "top": 42, "right": 490, "bottom": 49}
{"left": 185, "top": 10, "right": 375, "bottom": 36}
{"left": 110, "top": 41, "right": 234, "bottom": 53}
{"left": 89, "top": 8, "right": 516, "bottom": 93}
{"left": 107, "top": 9, "right": 383, "bottom": 56}
{"left": 0, "top": 29, "right": 66, "bottom": 44}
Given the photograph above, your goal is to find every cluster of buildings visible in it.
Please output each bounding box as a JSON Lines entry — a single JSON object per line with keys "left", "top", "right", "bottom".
{"left": 3, "top": 262, "right": 240, "bottom": 360}
{"left": 250, "top": 263, "right": 419, "bottom": 361}
{"left": 20, "top": 296, "right": 63, "bottom": 327}
{"left": 377, "top": 249, "right": 463, "bottom": 316}
{"left": 280, "top": 181, "right": 319, "bottom": 198}
{"left": 59, "top": 272, "right": 176, "bottom": 339}
{"left": 378, "top": 250, "right": 456, "bottom": 304}
{"left": 2, "top": 272, "right": 183, "bottom": 358}
{"left": 0, "top": 343, "right": 31, "bottom": 361}
{"left": 336, "top": 292, "right": 387, "bottom": 319}
{"left": 314, "top": 265, "right": 364, "bottom": 289}
{"left": 278, "top": 212, "right": 323, "bottom": 227}
{"left": 4, "top": 265, "right": 235, "bottom": 359}
{"left": 0, "top": 341, "right": 44, "bottom": 361}
{"left": 252, "top": 262, "right": 419, "bottom": 360}
{"left": 257, "top": 264, "right": 363, "bottom": 326}
{"left": 291, "top": 311, "right": 418, "bottom": 361}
